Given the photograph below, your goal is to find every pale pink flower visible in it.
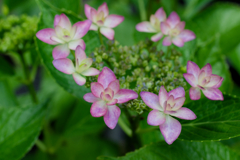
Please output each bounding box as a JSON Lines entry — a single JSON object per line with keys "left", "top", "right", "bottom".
{"left": 36, "top": 14, "right": 91, "bottom": 59}
{"left": 140, "top": 86, "right": 196, "bottom": 145}
{"left": 83, "top": 67, "right": 138, "bottom": 129}
{"left": 84, "top": 2, "right": 124, "bottom": 40}
{"left": 136, "top": 8, "right": 166, "bottom": 42}
{"left": 183, "top": 61, "right": 224, "bottom": 101}
{"left": 52, "top": 45, "right": 100, "bottom": 86}
{"left": 161, "top": 12, "right": 195, "bottom": 47}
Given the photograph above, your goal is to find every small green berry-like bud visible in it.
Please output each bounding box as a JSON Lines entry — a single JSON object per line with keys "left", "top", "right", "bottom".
{"left": 145, "top": 66, "right": 151, "bottom": 72}
{"left": 102, "top": 53, "right": 108, "bottom": 59}
{"left": 96, "top": 56, "right": 102, "bottom": 63}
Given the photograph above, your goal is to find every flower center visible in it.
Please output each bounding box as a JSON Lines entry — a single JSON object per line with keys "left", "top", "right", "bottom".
{"left": 100, "top": 88, "right": 114, "bottom": 102}
{"left": 169, "top": 29, "right": 180, "bottom": 37}
{"left": 62, "top": 28, "right": 70, "bottom": 36}
{"left": 165, "top": 95, "right": 176, "bottom": 111}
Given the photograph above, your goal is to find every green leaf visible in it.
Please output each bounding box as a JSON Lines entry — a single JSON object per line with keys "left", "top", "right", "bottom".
{"left": 188, "top": 3, "right": 240, "bottom": 54}
{"left": 228, "top": 43, "right": 240, "bottom": 75}
{"left": 0, "top": 56, "right": 15, "bottom": 78}
{"left": 35, "top": 0, "right": 100, "bottom": 98}
{"left": 178, "top": 94, "right": 240, "bottom": 141}
{"left": 98, "top": 140, "right": 240, "bottom": 160}
{"left": 0, "top": 79, "right": 18, "bottom": 106}
{"left": 0, "top": 100, "right": 48, "bottom": 160}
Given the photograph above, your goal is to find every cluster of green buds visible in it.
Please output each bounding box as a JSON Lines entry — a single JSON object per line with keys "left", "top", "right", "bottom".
{"left": 0, "top": 15, "right": 38, "bottom": 53}
{"left": 87, "top": 39, "right": 187, "bottom": 114}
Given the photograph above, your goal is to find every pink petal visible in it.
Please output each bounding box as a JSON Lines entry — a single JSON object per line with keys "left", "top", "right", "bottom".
{"left": 104, "top": 15, "right": 124, "bottom": 28}
{"left": 170, "top": 107, "right": 196, "bottom": 120}
{"left": 159, "top": 86, "right": 168, "bottom": 107}
{"left": 213, "top": 76, "right": 224, "bottom": 88}
{"left": 83, "top": 93, "right": 100, "bottom": 103}
{"left": 54, "top": 15, "right": 60, "bottom": 27}
{"left": 162, "top": 36, "right": 172, "bottom": 46}
{"left": 189, "top": 87, "right": 201, "bottom": 100}
{"left": 160, "top": 116, "right": 181, "bottom": 145}
{"left": 151, "top": 32, "right": 163, "bottom": 42}
{"left": 172, "top": 97, "right": 186, "bottom": 111}
{"left": 183, "top": 73, "right": 197, "bottom": 87}
{"left": 147, "top": 110, "right": 166, "bottom": 126}
{"left": 155, "top": 8, "right": 166, "bottom": 22}
{"left": 75, "top": 45, "right": 86, "bottom": 66}
{"left": 90, "top": 8, "right": 98, "bottom": 22}
{"left": 100, "top": 27, "right": 114, "bottom": 40}
{"left": 91, "top": 82, "right": 104, "bottom": 98}
{"left": 68, "top": 39, "right": 86, "bottom": 50}
{"left": 200, "top": 63, "right": 212, "bottom": 77}
{"left": 98, "top": 67, "right": 117, "bottom": 89}
{"left": 108, "top": 80, "right": 120, "bottom": 95}
{"left": 160, "top": 22, "right": 170, "bottom": 35}
{"left": 90, "top": 23, "right": 98, "bottom": 30}
{"left": 204, "top": 74, "right": 223, "bottom": 88}
{"left": 72, "top": 20, "right": 92, "bottom": 39}
{"left": 140, "top": 91, "right": 162, "bottom": 110}
{"left": 106, "top": 99, "right": 118, "bottom": 105}
{"left": 168, "top": 87, "right": 185, "bottom": 99}
{"left": 187, "top": 61, "right": 200, "bottom": 80}
{"left": 81, "top": 68, "right": 100, "bottom": 76}
{"left": 52, "top": 58, "right": 75, "bottom": 74}
{"left": 166, "top": 12, "right": 180, "bottom": 28}
{"left": 104, "top": 105, "right": 121, "bottom": 129}
{"left": 202, "top": 88, "right": 224, "bottom": 100}
{"left": 136, "top": 22, "right": 156, "bottom": 33}
{"left": 36, "top": 28, "right": 58, "bottom": 45}
{"left": 84, "top": 4, "right": 95, "bottom": 20}
{"left": 172, "top": 37, "right": 184, "bottom": 47}
{"left": 72, "top": 73, "right": 86, "bottom": 86}
{"left": 90, "top": 100, "right": 108, "bottom": 117}
{"left": 179, "top": 30, "right": 196, "bottom": 42}
{"left": 174, "top": 22, "right": 185, "bottom": 32}
{"left": 98, "top": 2, "right": 109, "bottom": 17}
{"left": 114, "top": 89, "right": 138, "bottom": 103}
{"left": 52, "top": 44, "right": 70, "bottom": 59}
{"left": 50, "top": 36, "right": 64, "bottom": 44}
{"left": 55, "top": 14, "right": 71, "bottom": 31}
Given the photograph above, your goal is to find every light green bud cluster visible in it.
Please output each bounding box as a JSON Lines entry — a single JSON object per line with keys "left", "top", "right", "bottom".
{"left": 88, "top": 39, "right": 187, "bottom": 114}
{"left": 0, "top": 15, "right": 38, "bottom": 53}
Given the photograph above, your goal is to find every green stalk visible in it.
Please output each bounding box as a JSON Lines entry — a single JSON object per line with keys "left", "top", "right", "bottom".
{"left": 138, "top": 0, "right": 147, "bottom": 21}
{"left": 19, "top": 52, "right": 38, "bottom": 104}
{"left": 35, "top": 139, "right": 47, "bottom": 153}
{"left": 123, "top": 109, "right": 142, "bottom": 149}
{"left": 98, "top": 27, "right": 104, "bottom": 45}
{"left": 118, "top": 117, "right": 132, "bottom": 137}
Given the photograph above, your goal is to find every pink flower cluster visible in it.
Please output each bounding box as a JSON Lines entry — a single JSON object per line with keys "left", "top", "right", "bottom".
{"left": 36, "top": 2, "right": 224, "bottom": 145}
{"left": 136, "top": 8, "right": 196, "bottom": 47}
{"left": 36, "top": 3, "right": 124, "bottom": 86}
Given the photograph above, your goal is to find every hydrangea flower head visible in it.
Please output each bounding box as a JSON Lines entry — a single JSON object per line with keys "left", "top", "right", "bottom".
{"left": 183, "top": 61, "right": 224, "bottom": 100}
{"left": 136, "top": 8, "right": 166, "bottom": 42}
{"left": 161, "top": 12, "right": 195, "bottom": 47}
{"left": 140, "top": 86, "right": 196, "bottom": 144}
{"left": 52, "top": 45, "right": 100, "bottom": 86}
{"left": 84, "top": 67, "right": 138, "bottom": 129}
{"left": 84, "top": 2, "right": 124, "bottom": 40}
{"left": 36, "top": 14, "right": 91, "bottom": 59}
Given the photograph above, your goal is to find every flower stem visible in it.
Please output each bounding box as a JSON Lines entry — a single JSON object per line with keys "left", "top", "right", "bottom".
{"left": 118, "top": 116, "right": 132, "bottom": 137}
{"left": 122, "top": 109, "right": 142, "bottom": 149}
{"left": 19, "top": 52, "right": 38, "bottom": 104}
{"left": 138, "top": 0, "right": 147, "bottom": 21}
{"left": 98, "top": 27, "right": 104, "bottom": 45}
{"left": 35, "top": 139, "right": 47, "bottom": 152}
